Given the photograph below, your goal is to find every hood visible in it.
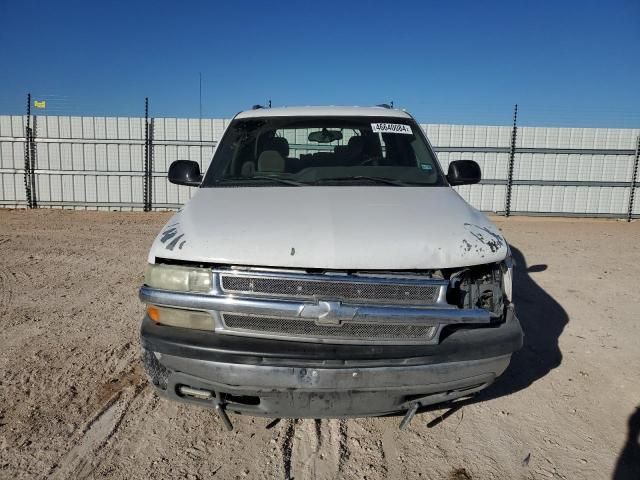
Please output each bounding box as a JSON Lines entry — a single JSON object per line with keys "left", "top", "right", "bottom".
{"left": 148, "top": 187, "right": 507, "bottom": 270}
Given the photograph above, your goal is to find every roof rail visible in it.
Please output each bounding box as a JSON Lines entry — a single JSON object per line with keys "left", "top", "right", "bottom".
{"left": 376, "top": 102, "right": 394, "bottom": 109}
{"left": 252, "top": 100, "right": 272, "bottom": 110}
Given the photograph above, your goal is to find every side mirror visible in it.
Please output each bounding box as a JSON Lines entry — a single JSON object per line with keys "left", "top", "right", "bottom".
{"left": 447, "top": 160, "right": 481, "bottom": 186}
{"left": 168, "top": 160, "right": 202, "bottom": 186}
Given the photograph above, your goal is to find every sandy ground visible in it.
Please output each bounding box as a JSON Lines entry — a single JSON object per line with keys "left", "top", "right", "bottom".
{"left": 0, "top": 209, "right": 639, "bottom": 480}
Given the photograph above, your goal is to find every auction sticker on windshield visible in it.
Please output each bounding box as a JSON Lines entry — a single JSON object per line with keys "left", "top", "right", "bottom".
{"left": 371, "top": 123, "right": 412, "bottom": 134}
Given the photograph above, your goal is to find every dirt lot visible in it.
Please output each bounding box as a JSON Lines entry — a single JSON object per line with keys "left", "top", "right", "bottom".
{"left": 0, "top": 209, "right": 639, "bottom": 480}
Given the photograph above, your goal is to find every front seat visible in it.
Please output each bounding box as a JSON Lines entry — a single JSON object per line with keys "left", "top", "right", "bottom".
{"left": 343, "top": 135, "right": 365, "bottom": 165}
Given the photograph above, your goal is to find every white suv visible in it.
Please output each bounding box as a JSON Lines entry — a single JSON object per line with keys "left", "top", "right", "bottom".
{"left": 139, "top": 105, "right": 522, "bottom": 429}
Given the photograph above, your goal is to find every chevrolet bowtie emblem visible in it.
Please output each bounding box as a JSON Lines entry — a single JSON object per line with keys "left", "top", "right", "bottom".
{"left": 299, "top": 300, "right": 358, "bottom": 326}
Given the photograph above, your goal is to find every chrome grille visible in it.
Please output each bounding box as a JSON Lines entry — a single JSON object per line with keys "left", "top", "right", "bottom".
{"left": 222, "top": 313, "right": 437, "bottom": 342}
{"left": 220, "top": 273, "right": 442, "bottom": 305}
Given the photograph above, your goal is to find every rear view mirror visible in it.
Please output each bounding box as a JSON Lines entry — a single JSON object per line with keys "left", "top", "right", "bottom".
{"left": 308, "top": 129, "right": 343, "bottom": 143}
{"left": 447, "top": 160, "right": 481, "bottom": 186}
{"left": 168, "top": 160, "right": 202, "bottom": 186}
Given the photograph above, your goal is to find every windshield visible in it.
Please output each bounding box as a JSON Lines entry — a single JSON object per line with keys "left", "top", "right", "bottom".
{"left": 202, "top": 116, "right": 446, "bottom": 187}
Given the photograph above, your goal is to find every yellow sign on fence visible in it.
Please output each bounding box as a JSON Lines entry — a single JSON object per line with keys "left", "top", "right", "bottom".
{"left": 34, "top": 100, "right": 46, "bottom": 109}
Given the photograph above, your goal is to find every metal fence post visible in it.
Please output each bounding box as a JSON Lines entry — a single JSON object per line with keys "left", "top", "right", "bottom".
{"left": 505, "top": 104, "right": 518, "bottom": 217}
{"left": 143, "top": 97, "right": 150, "bottom": 211}
{"left": 23, "top": 94, "right": 33, "bottom": 208}
{"left": 148, "top": 117, "right": 154, "bottom": 210}
{"left": 29, "top": 115, "right": 38, "bottom": 208}
{"left": 627, "top": 134, "right": 640, "bottom": 222}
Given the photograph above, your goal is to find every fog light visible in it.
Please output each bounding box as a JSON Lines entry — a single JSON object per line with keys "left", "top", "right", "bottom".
{"left": 147, "top": 305, "right": 214, "bottom": 330}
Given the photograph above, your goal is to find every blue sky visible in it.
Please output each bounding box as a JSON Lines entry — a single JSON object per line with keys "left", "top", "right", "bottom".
{"left": 0, "top": 0, "right": 638, "bottom": 126}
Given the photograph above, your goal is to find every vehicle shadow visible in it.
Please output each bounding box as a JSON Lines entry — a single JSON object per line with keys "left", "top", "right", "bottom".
{"left": 376, "top": 244, "right": 568, "bottom": 429}
{"left": 475, "top": 244, "right": 567, "bottom": 401}
{"left": 419, "top": 244, "right": 568, "bottom": 417}
{"left": 613, "top": 406, "right": 640, "bottom": 479}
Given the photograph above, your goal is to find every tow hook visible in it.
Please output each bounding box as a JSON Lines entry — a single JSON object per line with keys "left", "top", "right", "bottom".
{"left": 399, "top": 402, "right": 420, "bottom": 430}
{"left": 214, "top": 400, "right": 234, "bottom": 431}
{"left": 177, "top": 385, "right": 234, "bottom": 431}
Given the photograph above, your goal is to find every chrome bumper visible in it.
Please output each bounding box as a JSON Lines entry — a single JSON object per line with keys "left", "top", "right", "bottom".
{"left": 139, "top": 285, "right": 494, "bottom": 345}
{"left": 146, "top": 351, "right": 511, "bottom": 418}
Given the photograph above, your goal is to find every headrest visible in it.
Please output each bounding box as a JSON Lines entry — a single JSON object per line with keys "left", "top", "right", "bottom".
{"left": 262, "top": 137, "right": 289, "bottom": 158}
{"left": 240, "top": 161, "right": 256, "bottom": 177}
{"left": 257, "top": 150, "right": 285, "bottom": 172}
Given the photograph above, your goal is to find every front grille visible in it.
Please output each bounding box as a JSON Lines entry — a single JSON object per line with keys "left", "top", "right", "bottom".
{"left": 222, "top": 313, "right": 437, "bottom": 342}
{"left": 220, "top": 274, "right": 441, "bottom": 305}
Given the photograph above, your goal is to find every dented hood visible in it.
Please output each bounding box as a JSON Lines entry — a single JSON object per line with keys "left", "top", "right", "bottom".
{"left": 148, "top": 187, "right": 507, "bottom": 270}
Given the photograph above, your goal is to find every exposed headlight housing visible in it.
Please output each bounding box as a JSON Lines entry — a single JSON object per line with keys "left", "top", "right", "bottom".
{"left": 145, "top": 263, "right": 212, "bottom": 292}
{"left": 448, "top": 261, "right": 508, "bottom": 316}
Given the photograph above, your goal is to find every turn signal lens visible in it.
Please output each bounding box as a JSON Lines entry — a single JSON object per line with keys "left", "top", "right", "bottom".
{"left": 146, "top": 305, "right": 214, "bottom": 330}
{"left": 145, "top": 263, "right": 212, "bottom": 293}
{"left": 147, "top": 305, "right": 160, "bottom": 322}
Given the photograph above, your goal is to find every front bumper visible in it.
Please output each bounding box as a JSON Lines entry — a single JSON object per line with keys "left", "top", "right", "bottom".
{"left": 140, "top": 304, "right": 522, "bottom": 418}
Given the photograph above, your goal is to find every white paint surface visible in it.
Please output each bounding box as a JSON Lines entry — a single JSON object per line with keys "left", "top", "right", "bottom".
{"left": 149, "top": 186, "right": 507, "bottom": 270}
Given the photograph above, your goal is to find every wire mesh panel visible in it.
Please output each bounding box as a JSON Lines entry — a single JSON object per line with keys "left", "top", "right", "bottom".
{"left": 510, "top": 127, "right": 640, "bottom": 216}
{"left": 0, "top": 115, "right": 638, "bottom": 217}
{"left": 222, "top": 313, "right": 437, "bottom": 343}
{"left": 0, "top": 116, "right": 28, "bottom": 207}
{"left": 423, "top": 124, "right": 513, "bottom": 213}
{"left": 511, "top": 185, "right": 631, "bottom": 215}
{"left": 28, "top": 116, "right": 146, "bottom": 210}
{"left": 151, "top": 118, "right": 227, "bottom": 210}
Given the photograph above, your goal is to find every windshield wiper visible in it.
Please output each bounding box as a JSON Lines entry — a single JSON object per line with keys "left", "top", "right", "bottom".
{"left": 215, "top": 176, "right": 307, "bottom": 187}
{"left": 311, "top": 176, "right": 413, "bottom": 186}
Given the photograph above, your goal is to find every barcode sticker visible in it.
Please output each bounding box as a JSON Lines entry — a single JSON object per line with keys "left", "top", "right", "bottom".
{"left": 371, "top": 123, "right": 412, "bottom": 134}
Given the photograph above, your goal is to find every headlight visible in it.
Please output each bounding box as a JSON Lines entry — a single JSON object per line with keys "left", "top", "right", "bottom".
{"left": 145, "top": 263, "right": 212, "bottom": 292}
{"left": 147, "top": 305, "right": 214, "bottom": 330}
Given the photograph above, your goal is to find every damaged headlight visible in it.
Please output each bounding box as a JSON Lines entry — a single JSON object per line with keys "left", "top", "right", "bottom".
{"left": 144, "top": 263, "right": 212, "bottom": 292}
{"left": 448, "top": 261, "right": 509, "bottom": 316}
